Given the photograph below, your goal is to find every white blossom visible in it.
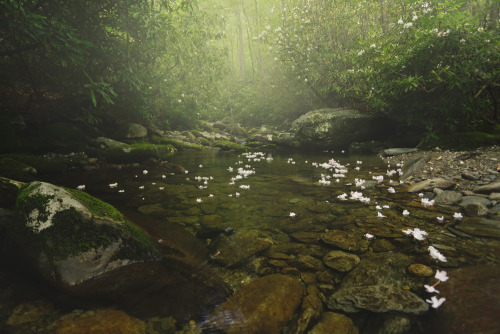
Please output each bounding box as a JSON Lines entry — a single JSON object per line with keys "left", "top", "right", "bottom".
{"left": 424, "top": 285, "right": 440, "bottom": 294}
{"left": 435, "top": 270, "right": 449, "bottom": 282}
{"left": 426, "top": 296, "right": 446, "bottom": 309}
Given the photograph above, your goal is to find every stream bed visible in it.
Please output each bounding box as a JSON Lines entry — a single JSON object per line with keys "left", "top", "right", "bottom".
{"left": 2, "top": 148, "right": 500, "bottom": 333}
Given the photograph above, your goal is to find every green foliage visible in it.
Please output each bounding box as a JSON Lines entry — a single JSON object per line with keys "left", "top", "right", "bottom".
{"left": 0, "top": 0, "right": 227, "bottom": 133}
{"left": 259, "top": 0, "right": 499, "bottom": 135}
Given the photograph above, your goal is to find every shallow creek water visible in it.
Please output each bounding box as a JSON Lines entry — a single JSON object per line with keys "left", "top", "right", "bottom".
{"left": 3, "top": 148, "right": 500, "bottom": 333}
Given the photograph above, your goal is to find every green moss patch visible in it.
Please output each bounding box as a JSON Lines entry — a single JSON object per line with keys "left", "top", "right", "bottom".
{"left": 213, "top": 140, "right": 250, "bottom": 152}
{"left": 151, "top": 136, "right": 205, "bottom": 150}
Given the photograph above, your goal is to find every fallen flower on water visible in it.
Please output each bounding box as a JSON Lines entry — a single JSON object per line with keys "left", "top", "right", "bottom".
{"left": 428, "top": 246, "right": 447, "bottom": 262}
{"left": 289, "top": 212, "right": 296, "bottom": 218}
{"left": 402, "top": 209, "right": 410, "bottom": 217}
{"left": 76, "top": 185, "right": 85, "bottom": 190}
{"left": 424, "top": 284, "right": 440, "bottom": 294}
{"left": 365, "top": 233, "right": 374, "bottom": 239}
{"left": 436, "top": 216, "right": 445, "bottom": 223}
{"left": 453, "top": 212, "right": 463, "bottom": 220}
{"left": 377, "top": 211, "right": 386, "bottom": 218}
{"left": 435, "top": 270, "right": 449, "bottom": 282}
{"left": 426, "top": 296, "right": 446, "bottom": 309}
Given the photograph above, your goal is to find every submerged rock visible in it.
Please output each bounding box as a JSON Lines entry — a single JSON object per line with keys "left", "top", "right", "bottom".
{"left": 210, "top": 230, "right": 272, "bottom": 267}
{"left": 7, "top": 181, "right": 160, "bottom": 290}
{"left": 454, "top": 217, "right": 500, "bottom": 238}
{"left": 308, "top": 312, "right": 358, "bottom": 334}
{"left": 323, "top": 250, "right": 360, "bottom": 272}
{"left": 320, "top": 230, "right": 369, "bottom": 253}
{"left": 327, "top": 285, "right": 428, "bottom": 314}
{"left": 207, "top": 274, "right": 303, "bottom": 333}
{"left": 49, "top": 309, "right": 146, "bottom": 334}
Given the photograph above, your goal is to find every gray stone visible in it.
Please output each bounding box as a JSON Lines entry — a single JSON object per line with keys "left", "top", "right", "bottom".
{"left": 464, "top": 203, "right": 489, "bottom": 216}
{"left": 489, "top": 193, "right": 500, "bottom": 201}
{"left": 323, "top": 251, "right": 360, "bottom": 272}
{"left": 10, "top": 181, "right": 160, "bottom": 289}
{"left": 96, "top": 137, "right": 128, "bottom": 148}
{"left": 126, "top": 123, "right": 148, "bottom": 138}
{"left": 458, "top": 196, "right": 492, "bottom": 208}
{"left": 405, "top": 178, "right": 456, "bottom": 193}
{"left": 473, "top": 179, "right": 500, "bottom": 194}
{"left": 291, "top": 108, "right": 393, "bottom": 149}
{"left": 383, "top": 148, "right": 418, "bottom": 156}
{"left": 400, "top": 156, "right": 428, "bottom": 180}
{"left": 434, "top": 190, "right": 463, "bottom": 205}
{"left": 327, "top": 285, "right": 428, "bottom": 314}
{"left": 455, "top": 217, "right": 500, "bottom": 238}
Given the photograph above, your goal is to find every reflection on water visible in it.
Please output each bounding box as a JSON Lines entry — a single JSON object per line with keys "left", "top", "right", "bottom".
{"left": 4, "top": 148, "right": 500, "bottom": 333}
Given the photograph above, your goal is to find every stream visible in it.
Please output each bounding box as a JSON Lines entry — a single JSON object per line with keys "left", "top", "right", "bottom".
{"left": 3, "top": 148, "right": 500, "bottom": 333}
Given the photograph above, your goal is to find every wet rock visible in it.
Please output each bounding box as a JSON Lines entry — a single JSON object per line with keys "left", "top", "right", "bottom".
{"left": 0, "top": 177, "right": 24, "bottom": 208}
{"left": 377, "top": 314, "right": 412, "bottom": 334}
{"left": 428, "top": 264, "right": 500, "bottom": 334}
{"left": 458, "top": 195, "right": 491, "bottom": 208}
{"left": 137, "top": 204, "right": 170, "bottom": 216}
{"left": 327, "top": 285, "right": 428, "bottom": 314}
{"left": 473, "top": 179, "right": 500, "bottom": 194}
{"left": 96, "top": 136, "right": 128, "bottom": 149}
{"left": 9, "top": 181, "right": 160, "bottom": 290}
{"left": 454, "top": 217, "right": 500, "bottom": 238}
{"left": 290, "top": 231, "right": 322, "bottom": 244}
{"left": 295, "top": 255, "right": 325, "bottom": 271}
{"left": 290, "top": 294, "right": 323, "bottom": 334}
{"left": 308, "top": 312, "right": 358, "bottom": 334}
{"left": 320, "top": 230, "right": 369, "bottom": 253}
{"left": 105, "top": 143, "right": 176, "bottom": 163}
{"left": 198, "top": 214, "right": 225, "bottom": 237}
{"left": 49, "top": 309, "right": 146, "bottom": 334}
{"left": 6, "top": 300, "right": 56, "bottom": 328}
{"left": 489, "top": 192, "right": 500, "bottom": 201}
{"left": 462, "top": 172, "right": 481, "bottom": 181}
{"left": 0, "top": 158, "right": 37, "bottom": 182}
{"left": 306, "top": 202, "right": 331, "bottom": 213}
{"left": 208, "top": 274, "right": 303, "bottom": 334}
{"left": 405, "top": 178, "right": 456, "bottom": 193}
{"left": 335, "top": 252, "right": 417, "bottom": 290}
{"left": 400, "top": 156, "right": 428, "bottom": 180}
{"left": 282, "top": 217, "right": 316, "bottom": 233}
{"left": 291, "top": 108, "right": 393, "bottom": 149}
{"left": 383, "top": 148, "right": 418, "bottom": 157}
{"left": 211, "top": 230, "right": 272, "bottom": 267}
{"left": 323, "top": 250, "right": 360, "bottom": 272}
{"left": 464, "top": 203, "right": 489, "bottom": 217}
{"left": 434, "top": 190, "right": 463, "bottom": 206}
{"left": 126, "top": 122, "right": 148, "bottom": 139}
{"left": 371, "top": 239, "right": 397, "bottom": 252}
{"left": 407, "top": 263, "right": 433, "bottom": 277}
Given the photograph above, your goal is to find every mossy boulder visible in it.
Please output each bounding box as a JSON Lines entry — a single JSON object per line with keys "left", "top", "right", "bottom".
{"left": 0, "top": 158, "right": 37, "bottom": 181}
{"left": 292, "top": 108, "right": 394, "bottom": 150}
{"left": 7, "top": 181, "right": 160, "bottom": 291}
{"left": 213, "top": 140, "right": 249, "bottom": 152}
{"left": 150, "top": 135, "right": 204, "bottom": 150}
{"left": 104, "top": 143, "right": 176, "bottom": 163}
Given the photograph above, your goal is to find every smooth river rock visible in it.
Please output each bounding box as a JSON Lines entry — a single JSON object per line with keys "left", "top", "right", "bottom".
{"left": 323, "top": 250, "right": 360, "bottom": 272}
{"left": 207, "top": 274, "right": 303, "bottom": 333}
{"left": 327, "top": 285, "right": 429, "bottom": 314}
{"left": 308, "top": 312, "right": 359, "bottom": 334}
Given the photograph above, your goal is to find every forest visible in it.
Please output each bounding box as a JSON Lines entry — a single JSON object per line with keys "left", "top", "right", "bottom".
{"left": 0, "top": 0, "right": 499, "bottom": 151}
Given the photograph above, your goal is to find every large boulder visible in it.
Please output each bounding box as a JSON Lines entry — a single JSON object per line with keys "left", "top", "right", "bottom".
{"left": 6, "top": 181, "right": 160, "bottom": 290}
{"left": 291, "top": 108, "right": 393, "bottom": 149}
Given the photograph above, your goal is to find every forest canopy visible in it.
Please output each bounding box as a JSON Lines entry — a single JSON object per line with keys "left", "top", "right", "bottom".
{"left": 1, "top": 0, "right": 499, "bottom": 138}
